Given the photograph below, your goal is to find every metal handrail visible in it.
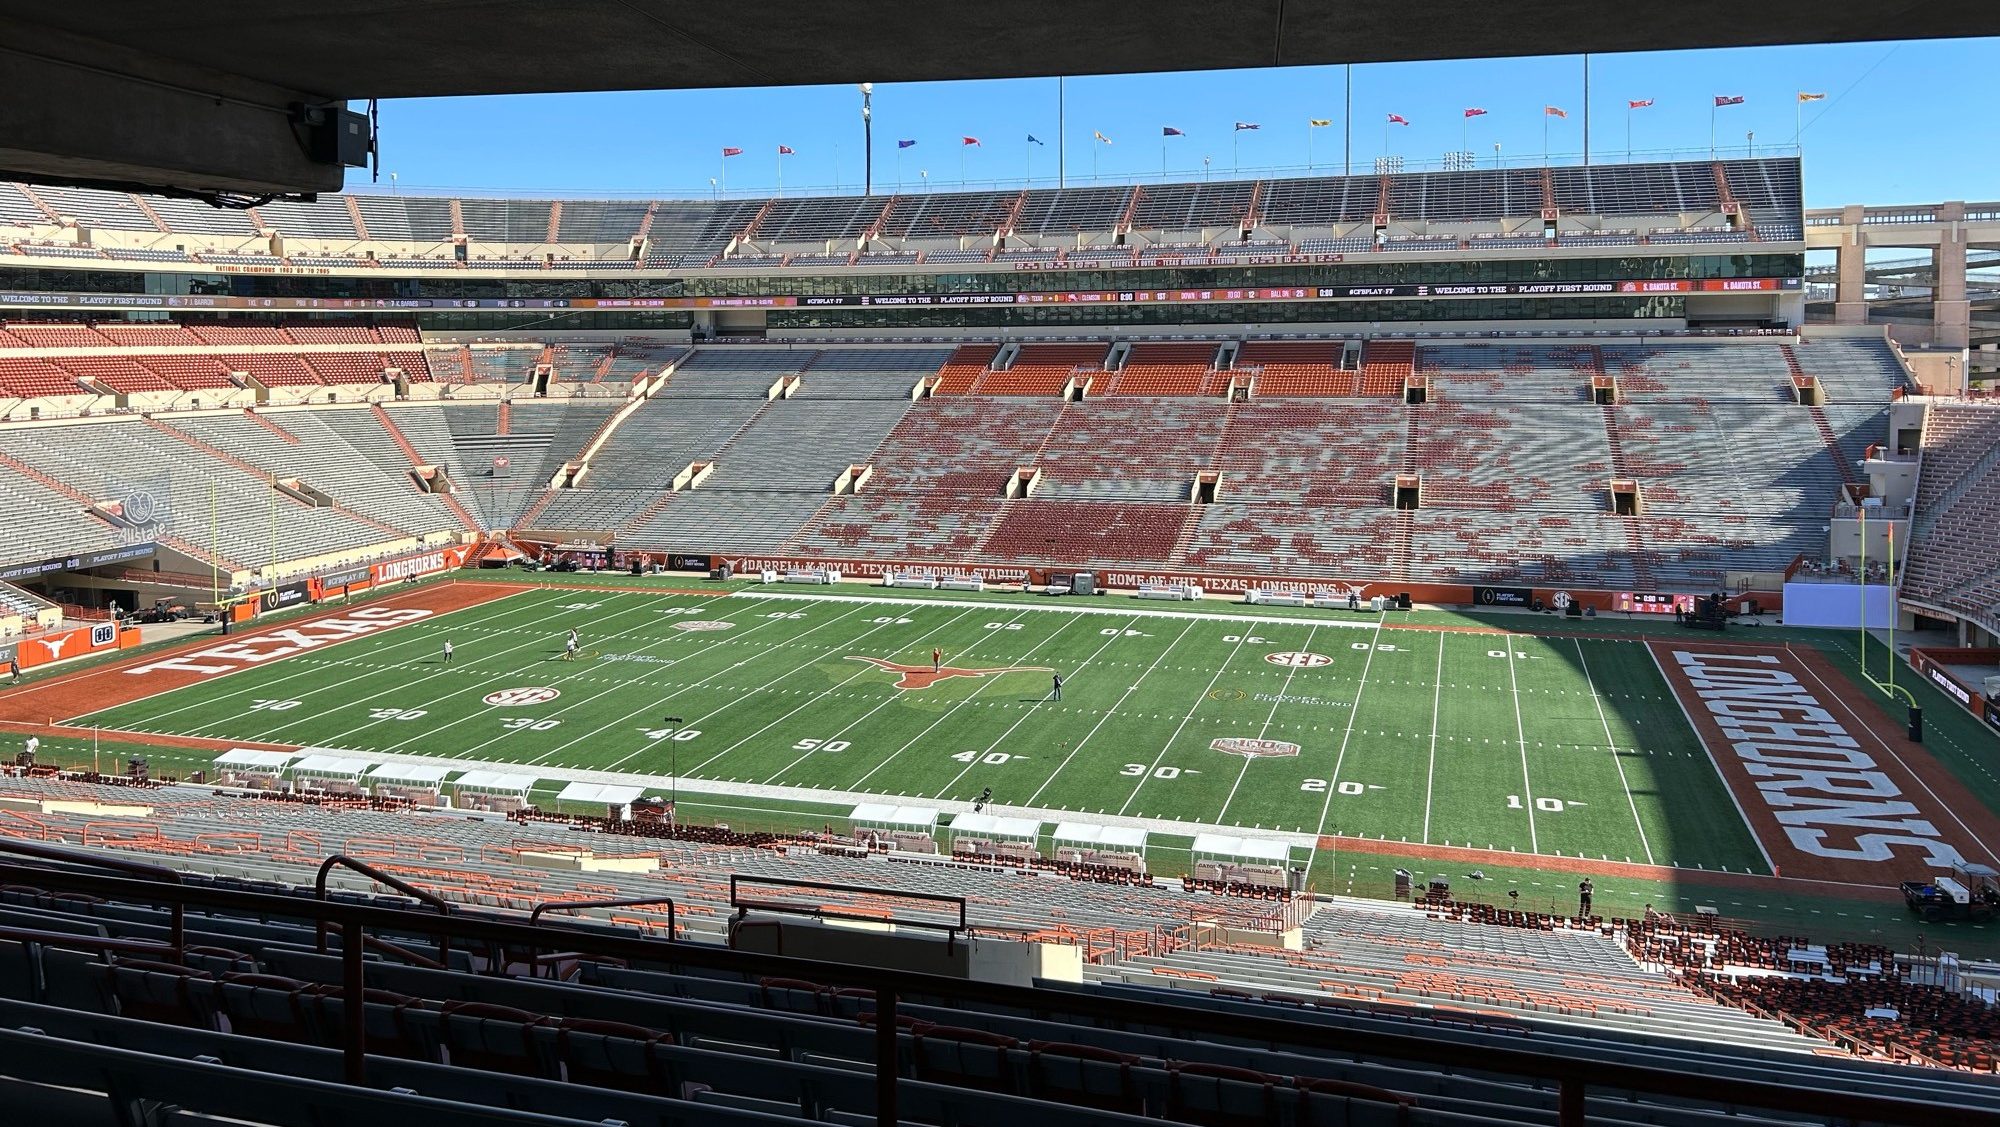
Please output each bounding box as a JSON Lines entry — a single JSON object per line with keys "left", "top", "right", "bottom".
{"left": 528, "top": 894, "right": 678, "bottom": 978}
{"left": 0, "top": 838, "right": 183, "bottom": 956}
{"left": 0, "top": 854, "right": 1990, "bottom": 1127}
{"left": 729, "top": 873, "right": 967, "bottom": 935}
{"left": 312, "top": 852, "right": 454, "bottom": 963}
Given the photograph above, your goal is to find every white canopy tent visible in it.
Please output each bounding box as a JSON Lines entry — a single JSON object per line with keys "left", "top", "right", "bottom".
{"left": 555, "top": 781, "right": 647, "bottom": 815}
{"left": 286, "top": 754, "right": 373, "bottom": 786}
{"left": 365, "top": 763, "right": 453, "bottom": 787}
{"left": 949, "top": 811, "right": 1041, "bottom": 844}
{"left": 848, "top": 803, "right": 940, "bottom": 832}
{"left": 1051, "top": 822, "right": 1150, "bottom": 855}
{"left": 452, "top": 769, "right": 538, "bottom": 798}
{"left": 212, "top": 750, "right": 297, "bottom": 772}
{"left": 1189, "top": 832, "right": 1294, "bottom": 865}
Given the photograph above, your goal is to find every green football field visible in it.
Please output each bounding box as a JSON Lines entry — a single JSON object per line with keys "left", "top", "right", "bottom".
{"left": 80, "top": 584, "right": 1768, "bottom": 872}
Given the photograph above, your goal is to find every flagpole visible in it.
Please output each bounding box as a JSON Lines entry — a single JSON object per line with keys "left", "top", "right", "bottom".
{"left": 1709, "top": 102, "right": 1716, "bottom": 159}
{"left": 1307, "top": 124, "right": 1314, "bottom": 170}
{"left": 1543, "top": 111, "right": 1549, "bottom": 167}
{"left": 1626, "top": 104, "right": 1632, "bottom": 162}
{"left": 1232, "top": 131, "right": 1238, "bottom": 176}
{"left": 1583, "top": 53, "right": 1591, "bottom": 167}
{"left": 1092, "top": 136, "right": 1098, "bottom": 181}
{"left": 896, "top": 148, "right": 903, "bottom": 192}
{"left": 776, "top": 151, "right": 783, "bottom": 197}
{"left": 1058, "top": 77, "right": 1066, "bottom": 189}
{"left": 1344, "top": 64, "right": 1352, "bottom": 177}
{"left": 1162, "top": 134, "right": 1167, "bottom": 178}
{"left": 1026, "top": 138, "right": 1033, "bottom": 186}
{"left": 1794, "top": 95, "right": 1801, "bottom": 149}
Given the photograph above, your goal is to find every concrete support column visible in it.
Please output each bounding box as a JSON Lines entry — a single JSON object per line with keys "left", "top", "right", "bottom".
{"left": 1834, "top": 205, "right": 1869, "bottom": 326}
{"left": 1934, "top": 202, "right": 1971, "bottom": 349}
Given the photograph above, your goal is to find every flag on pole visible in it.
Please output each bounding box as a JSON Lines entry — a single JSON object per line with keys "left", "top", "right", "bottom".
{"left": 1233, "top": 122, "right": 1260, "bottom": 131}
{"left": 1545, "top": 106, "right": 1568, "bottom": 118}
{"left": 1309, "top": 119, "right": 1332, "bottom": 127}
{"left": 897, "top": 138, "right": 917, "bottom": 149}
{"left": 1628, "top": 99, "right": 1654, "bottom": 109}
{"left": 1027, "top": 134, "right": 1045, "bottom": 145}
{"left": 721, "top": 147, "right": 743, "bottom": 157}
{"left": 777, "top": 145, "right": 795, "bottom": 155}
{"left": 961, "top": 136, "right": 981, "bottom": 146}
{"left": 1797, "top": 91, "right": 1826, "bottom": 103}
{"left": 1714, "top": 95, "right": 1745, "bottom": 107}
{"left": 1093, "top": 130, "right": 1113, "bottom": 144}
{"left": 1386, "top": 113, "right": 1409, "bottom": 125}
{"left": 1464, "top": 107, "right": 1488, "bottom": 118}
{"left": 1163, "top": 126, "right": 1185, "bottom": 136}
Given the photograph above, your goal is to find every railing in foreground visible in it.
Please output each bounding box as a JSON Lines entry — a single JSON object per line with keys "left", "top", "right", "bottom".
{"left": 0, "top": 847, "right": 1991, "bottom": 1127}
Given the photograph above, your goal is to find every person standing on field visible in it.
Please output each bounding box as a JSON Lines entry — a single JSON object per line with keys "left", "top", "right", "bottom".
{"left": 933, "top": 647, "right": 943, "bottom": 673}
{"left": 1050, "top": 672, "right": 1063, "bottom": 701}
{"left": 566, "top": 628, "right": 580, "bottom": 661}
{"left": 442, "top": 639, "right": 454, "bottom": 665}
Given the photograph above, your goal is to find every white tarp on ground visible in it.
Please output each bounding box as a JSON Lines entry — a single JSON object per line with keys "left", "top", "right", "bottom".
{"left": 950, "top": 811, "right": 1041, "bottom": 841}
{"left": 1052, "top": 822, "right": 1150, "bottom": 852}
{"left": 453, "top": 769, "right": 537, "bottom": 796}
{"left": 365, "top": 762, "right": 453, "bottom": 786}
{"left": 556, "top": 781, "right": 647, "bottom": 806}
{"left": 1190, "top": 832, "right": 1292, "bottom": 864}
{"left": 1782, "top": 582, "right": 1897, "bottom": 628}
{"left": 213, "top": 750, "right": 297, "bottom": 770}
{"left": 849, "top": 803, "right": 940, "bottom": 830}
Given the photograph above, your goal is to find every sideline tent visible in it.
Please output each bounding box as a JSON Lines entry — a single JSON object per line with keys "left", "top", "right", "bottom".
{"left": 210, "top": 750, "right": 296, "bottom": 787}
{"left": 849, "top": 803, "right": 939, "bottom": 833}
{"left": 1190, "top": 832, "right": 1294, "bottom": 865}
{"left": 949, "top": 811, "right": 1041, "bottom": 846}
{"left": 364, "top": 763, "right": 453, "bottom": 788}
{"left": 1052, "top": 822, "right": 1149, "bottom": 855}
{"left": 286, "top": 754, "right": 372, "bottom": 788}
{"left": 453, "top": 769, "right": 537, "bottom": 801}
{"left": 556, "top": 781, "right": 646, "bottom": 816}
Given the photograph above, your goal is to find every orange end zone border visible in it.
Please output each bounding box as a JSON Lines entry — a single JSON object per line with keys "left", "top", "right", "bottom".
{"left": 1647, "top": 638, "right": 2000, "bottom": 888}
{"left": 0, "top": 581, "right": 529, "bottom": 733}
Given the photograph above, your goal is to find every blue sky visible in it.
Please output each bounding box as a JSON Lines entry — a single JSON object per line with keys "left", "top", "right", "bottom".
{"left": 358, "top": 38, "right": 1996, "bottom": 208}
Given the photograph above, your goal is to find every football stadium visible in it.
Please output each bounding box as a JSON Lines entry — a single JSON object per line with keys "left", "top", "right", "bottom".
{"left": 2, "top": 6, "right": 2000, "bottom": 1125}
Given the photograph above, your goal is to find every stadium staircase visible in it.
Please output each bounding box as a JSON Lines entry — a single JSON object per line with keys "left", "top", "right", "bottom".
{"left": 1358, "top": 341, "right": 1414, "bottom": 397}
{"left": 142, "top": 417, "right": 418, "bottom": 542}
{"left": 1780, "top": 346, "right": 1861, "bottom": 489}
{"left": 0, "top": 447, "right": 237, "bottom": 568}
{"left": 496, "top": 399, "right": 511, "bottom": 434}
{"left": 447, "top": 198, "right": 465, "bottom": 240}
{"left": 243, "top": 409, "right": 302, "bottom": 444}
{"left": 545, "top": 201, "right": 563, "bottom": 244}
{"left": 128, "top": 195, "right": 171, "bottom": 233}
{"left": 16, "top": 182, "right": 59, "bottom": 222}
{"left": 371, "top": 405, "right": 482, "bottom": 532}
{"left": 344, "top": 196, "right": 371, "bottom": 240}
{"left": 931, "top": 344, "right": 997, "bottom": 396}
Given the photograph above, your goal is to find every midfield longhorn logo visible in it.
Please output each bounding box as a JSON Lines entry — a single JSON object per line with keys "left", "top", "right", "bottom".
{"left": 846, "top": 655, "right": 1051, "bottom": 691}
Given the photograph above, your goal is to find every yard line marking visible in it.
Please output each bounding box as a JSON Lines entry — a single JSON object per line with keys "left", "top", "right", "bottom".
{"left": 1216, "top": 623, "right": 1317, "bottom": 823}
{"left": 299, "top": 592, "right": 692, "bottom": 747}
{"left": 1421, "top": 632, "right": 1445, "bottom": 845}
{"left": 761, "top": 606, "right": 1041, "bottom": 783}
{"left": 931, "top": 616, "right": 1136, "bottom": 801}
{"left": 476, "top": 601, "right": 852, "bottom": 764}
{"left": 594, "top": 601, "right": 889, "bottom": 773}
{"left": 1576, "top": 637, "right": 1655, "bottom": 865}
{"left": 1116, "top": 629, "right": 1252, "bottom": 816}
{"left": 1505, "top": 640, "right": 1539, "bottom": 854}
{"left": 676, "top": 608, "right": 981, "bottom": 778}
{"left": 1024, "top": 618, "right": 1196, "bottom": 807}
{"left": 89, "top": 587, "right": 559, "bottom": 729}
{"left": 1315, "top": 615, "right": 1385, "bottom": 835}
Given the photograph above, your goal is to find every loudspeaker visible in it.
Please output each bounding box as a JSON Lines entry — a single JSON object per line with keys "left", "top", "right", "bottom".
{"left": 630, "top": 561, "right": 642, "bottom": 576}
{"left": 1908, "top": 706, "right": 1924, "bottom": 743}
{"left": 1396, "top": 593, "right": 1412, "bottom": 610}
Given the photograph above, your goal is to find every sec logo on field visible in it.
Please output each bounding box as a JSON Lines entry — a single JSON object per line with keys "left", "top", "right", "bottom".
{"left": 483, "top": 686, "right": 560, "bottom": 707}
{"left": 1265, "top": 652, "right": 1332, "bottom": 669}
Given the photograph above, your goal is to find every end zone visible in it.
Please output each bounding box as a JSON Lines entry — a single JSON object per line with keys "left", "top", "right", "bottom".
{"left": 1648, "top": 640, "right": 2000, "bottom": 886}
{"left": 0, "top": 582, "right": 526, "bottom": 729}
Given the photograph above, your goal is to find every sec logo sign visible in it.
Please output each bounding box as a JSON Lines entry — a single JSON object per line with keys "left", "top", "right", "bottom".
{"left": 483, "top": 686, "right": 560, "bottom": 707}
{"left": 1265, "top": 652, "right": 1332, "bottom": 669}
